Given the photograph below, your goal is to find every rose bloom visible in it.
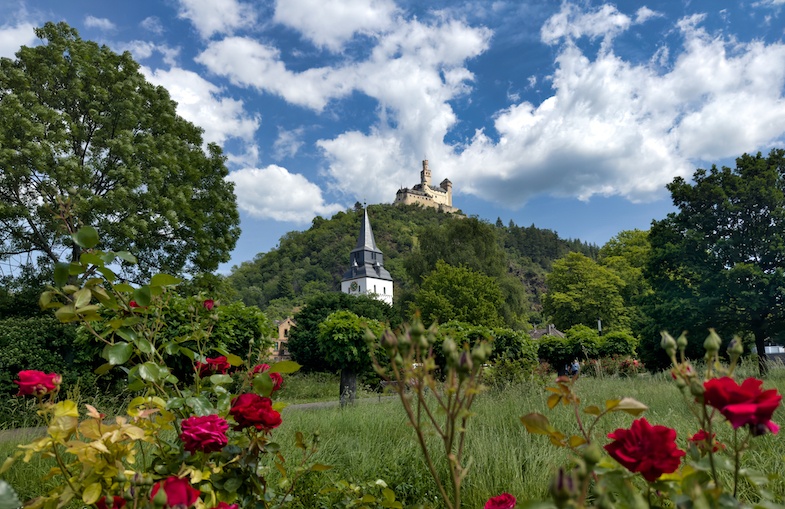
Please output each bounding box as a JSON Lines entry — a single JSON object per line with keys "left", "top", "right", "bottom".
{"left": 203, "top": 299, "right": 215, "bottom": 311}
{"left": 96, "top": 496, "right": 126, "bottom": 509}
{"left": 15, "top": 370, "right": 62, "bottom": 396}
{"left": 269, "top": 372, "right": 284, "bottom": 391}
{"left": 129, "top": 300, "right": 140, "bottom": 308}
{"left": 703, "top": 377, "right": 782, "bottom": 435}
{"left": 605, "top": 417, "right": 685, "bottom": 482}
{"left": 229, "top": 393, "right": 282, "bottom": 431}
{"left": 180, "top": 414, "right": 229, "bottom": 453}
{"left": 689, "top": 429, "right": 724, "bottom": 454}
{"left": 150, "top": 476, "right": 200, "bottom": 508}
{"left": 251, "top": 363, "right": 270, "bottom": 375}
{"left": 214, "top": 503, "right": 239, "bottom": 509}
{"left": 484, "top": 493, "right": 516, "bottom": 509}
{"left": 196, "top": 356, "right": 231, "bottom": 377}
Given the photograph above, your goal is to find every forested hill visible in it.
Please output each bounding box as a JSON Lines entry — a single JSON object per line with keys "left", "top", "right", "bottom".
{"left": 226, "top": 203, "right": 597, "bottom": 323}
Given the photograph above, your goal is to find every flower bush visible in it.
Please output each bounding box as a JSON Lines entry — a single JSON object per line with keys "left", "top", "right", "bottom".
{"left": 1, "top": 227, "right": 334, "bottom": 509}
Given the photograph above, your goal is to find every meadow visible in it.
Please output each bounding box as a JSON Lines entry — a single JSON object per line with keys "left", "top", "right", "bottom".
{"left": 2, "top": 364, "right": 785, "bottom": 508}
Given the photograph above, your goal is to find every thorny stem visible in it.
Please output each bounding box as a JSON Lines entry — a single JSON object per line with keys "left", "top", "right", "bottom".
{"left": 703, "top": 405, "right": 719, "bottom": 485}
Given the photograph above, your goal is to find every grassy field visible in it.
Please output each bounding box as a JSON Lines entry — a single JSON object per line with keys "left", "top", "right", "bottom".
{"left": 2, "top": 366, "right": 785, "bottom": 508}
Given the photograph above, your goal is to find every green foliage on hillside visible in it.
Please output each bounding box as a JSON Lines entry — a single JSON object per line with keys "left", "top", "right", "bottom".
{"left": 226, "top": 203, "right": 598, "bottom": 327}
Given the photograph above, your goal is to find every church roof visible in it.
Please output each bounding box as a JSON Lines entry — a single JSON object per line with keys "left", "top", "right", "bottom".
{"left": 351, "top": 208, "right": 381, "bottom": 254}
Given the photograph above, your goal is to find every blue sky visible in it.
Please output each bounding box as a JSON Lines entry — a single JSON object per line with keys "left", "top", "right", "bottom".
{"left": 2, "top": 0, "right": 785, "bottom": 273}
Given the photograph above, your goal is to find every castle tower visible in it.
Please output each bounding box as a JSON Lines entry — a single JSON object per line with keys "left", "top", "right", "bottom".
{"left": 341, "top": 208, "right": 393, "bottom": 305}
{"left": 420, "top": 159, "right": 431, "bottom": 188}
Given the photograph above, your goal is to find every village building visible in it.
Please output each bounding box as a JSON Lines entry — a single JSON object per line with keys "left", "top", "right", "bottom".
{"left": 268, "top": 317, "right": 294, "bottom": 362}
{"left": 394, "top": 160, "right": 458, "bottom": 213}
{"left": 341, "top": 208, "right": 393, "bottom": 305}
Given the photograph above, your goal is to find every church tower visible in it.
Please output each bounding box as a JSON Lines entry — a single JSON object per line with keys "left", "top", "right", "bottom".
{"left": 341, "top": 208, "right": 393, "bottom": 305}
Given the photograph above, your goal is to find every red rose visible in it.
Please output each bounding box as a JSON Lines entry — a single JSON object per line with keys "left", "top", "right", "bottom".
{"left": 203, "top": 299, "right": 215, "bottom": 311}
{"left": 688, "top": 429, "right": 724, "bottom": 454}
{"left": 214, "top": 503, "right": 238, "bottom": 509}
{"left": 229, "top": 393, "right": 282, "bottom": 431}
{"left": 180, "top": 414, "right": 229, "bottom": 453}
{"left": 484, "top": 493, "right": 516, "bottom": 509}
{"left": 15, "top": 370, "right": 62, "bottom": 396}
{"left": 251, "top": 364, "right": 270, "bottom": 375}
{"left": 129, "top": 300, "right": 139, "bottom": 308}
{"left": 703, "top": 377, "right": 781, "bottom": 435}
{"left": 150, "top": 476, "right": 200, "bottom": 508}
{"left": 269, "top": 372, "right": 284, "bottom": 391}
{"left": 196, "top": 356, "right": 231, "bottom": 377}
{"left": 96, "top": 496, "right": 126, "bottom": 509}
{"left": 605, "top": 417, "right": 685, "bottom": 482}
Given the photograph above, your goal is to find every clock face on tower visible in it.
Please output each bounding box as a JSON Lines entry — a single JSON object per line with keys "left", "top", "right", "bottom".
{"left": 350, "top": 281, "right": 359, "bottom": 292}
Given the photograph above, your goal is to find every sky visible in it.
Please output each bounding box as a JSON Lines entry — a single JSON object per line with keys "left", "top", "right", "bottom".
{"left": 2, "top": 0, "right": 785, "bottom": 274}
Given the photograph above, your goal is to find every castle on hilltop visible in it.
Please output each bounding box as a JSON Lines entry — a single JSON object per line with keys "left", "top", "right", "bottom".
{"left": 393, "top": 160, "right": 458, "bottom": 213}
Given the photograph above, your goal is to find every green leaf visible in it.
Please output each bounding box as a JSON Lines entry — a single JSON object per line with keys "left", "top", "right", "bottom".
{"left": 113, "top": 283, "right": 135, "bottom": 293}
{"left": 82, "top": 482, "right": 102, "bottom": 505}
{"left": 115, "top": 251, "right": 137, "bottom": 264}
{"left": 54, "top": 304, "right": 77, "bottom": 323}
{"left": 583, "top": 405, "right": 602, "bottom": 416}
{"left": 80, "top": 252, "right": 104, "bottom": 267}
{"left": 310, "top": 463, "right": 332, "bottom": 472}
{"left": 186, "top": 396, "right": 214, "bottom": 416}
{"left": 209, "top": 374, "right": 232, "bottom": 385}
{"left": 73, "top": 226, "right": 99, "bottom": 249}
{"left": 520, "top": 413, "right": 554, "bottom": 435}
{"left": 116, "top": 328, "right": 138, "bottom": 342}
{"left": 138, "top": 362, "right": 161, "bottom": 382}
{"left": 103, "top": 342, "right": 133, "bottom": 365}
{"left": 68, "top": 262, "right": 84, "bottom": 275}
{"left": 609, "top": 397, "right": 648, "bottom": 416}
{"left": 225, "top": 353, "right": 243, "bottom": 366}
{"left": 253, "top": 373, "right": 274, "bottom": 397}
{"left": 268, "top": 360, "right": 301, "bottom": 374}
{"left": 150, "top": 273, "right": 182, "bottom": 287}
{"left": 94, "top": 363, "right": 114, "bottom": 376}
{"left": 73, "top": 288, "right": 91, "bottom": 308}
{"left": 97, "top": 267, "right": 117, "bottom": 282}
{"left": 178, "top": 347, "right": 196, "bottom": 359}
{"left": 133, "top": 286, "right": 152, "bottom": 307}
{"left": 54, "top": 262, "right": 70, "bottom": 287}
{"left": 136, "top": 338, "right": 154, "bottom": 354}
{"left": 223, "top": 477, "right": 242, "bottom": 493}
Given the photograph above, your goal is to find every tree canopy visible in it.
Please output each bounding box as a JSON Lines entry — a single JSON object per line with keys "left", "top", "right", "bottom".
{"left": 0, "top": 22, "right": 240, "bottom": 280}
{"left": 645, "top": 150, "right": 785, "bottom": 372}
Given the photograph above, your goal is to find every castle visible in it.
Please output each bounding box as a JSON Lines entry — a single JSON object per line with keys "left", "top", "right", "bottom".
{"left": 394, "top": 160, "right": 458, "bottom": 213}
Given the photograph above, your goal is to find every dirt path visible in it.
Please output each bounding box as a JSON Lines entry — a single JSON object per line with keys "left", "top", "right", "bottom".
{"left": 0, "top": 396, "right": 398, "bottom": 443}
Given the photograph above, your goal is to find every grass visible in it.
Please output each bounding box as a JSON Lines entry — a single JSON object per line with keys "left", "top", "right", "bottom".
{"left": 2, "top": 367, "right": 785, "bottom": 508}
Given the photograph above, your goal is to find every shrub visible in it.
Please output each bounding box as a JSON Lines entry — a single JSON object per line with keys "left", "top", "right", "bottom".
{"left": 583, "top": 356, "right": 645, "bottom": 377}
{"left": 565, "top": 324, "right": 600, "bottom": 359}
{"left": 598, "top": 330, "right": 638, "bottom": 357}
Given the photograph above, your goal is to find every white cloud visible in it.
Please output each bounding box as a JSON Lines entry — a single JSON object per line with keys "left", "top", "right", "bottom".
{"left": 273, "top": 127, "right": 306, "bottom": 160}
{"left": 140, "top": 16, "right": 164, "bottom": 35}
{"left": 142, "top": 66, "right": 260, "bottom": 146}
{"left": 227, "top": 165, "right": 343, "bottom": 222}
{"left": 84, "top": 16, "right": 115, "bottom": 31}
{"left": 0, "top": 21, "right": 35, "bottom": 58}
{"left": 177, "top": 0, "right": 257, "bottom": 39}
{"left": 541, "top": 4, "right": 632, "bottom": 45}
{"left": 121, "top": 41, "right": 180, "bottom": 66}
{"left": 273, "top": 0, "right": 397, "bottom": 51}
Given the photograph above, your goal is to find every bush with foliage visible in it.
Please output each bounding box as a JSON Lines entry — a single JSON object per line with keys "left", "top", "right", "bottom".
{"left": 597, "top": 329, "right": 638, "bottom": 357}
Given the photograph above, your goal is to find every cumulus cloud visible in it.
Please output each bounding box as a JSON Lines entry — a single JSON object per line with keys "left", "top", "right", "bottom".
{"left": 541, "top": 3, "right": 632, "bottom": 45}
{"left": 140, "top": 16, "right": 165, "bottom": 34}
{"left": 0, "top": 21, "right": 35, "bottom": 58}
{"left": 273, "top": 127, "right": 306, "bottom": 160}
{"left": 142, "top": 66, "right": 260, "bottom": 146}
{"left": 448, "top": 4, "right": 785, "bottom": 206}
{"left": 227, "top": 165, "right": 343, "bottom": 222}
{"left": 273, "top": 0, "right": 397, "bottom": 51}
{"left": 84, "top": 16, "right": 115, "bottom": 31}
{"left": 121, "top": 41, "right": 180, "bottom": 66}
{"left": 177, "top": 0, "right": 257, "bottom": 39}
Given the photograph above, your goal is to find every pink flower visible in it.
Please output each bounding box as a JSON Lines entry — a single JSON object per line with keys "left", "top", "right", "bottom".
{"left": 484, "top": 493, "right": 516, "bottom": 509}
{"left": 703, "top": 377, "right": 782, "bottom": 435}
{"left": 179, "top": 414, "right": 229, "bottom": 453}
{"left": 15, "top": 370, "right": 61, "bottom": 396}
{"left": 203, "top": 299, "right": 215, "bottom": 311}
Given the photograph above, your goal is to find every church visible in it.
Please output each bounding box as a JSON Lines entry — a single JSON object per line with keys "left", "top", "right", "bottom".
{"left": 393, "top": 160, "right": 458, "bottom": 213}
{"left": 340, "top": 208, "right": 393, "bottom": 305}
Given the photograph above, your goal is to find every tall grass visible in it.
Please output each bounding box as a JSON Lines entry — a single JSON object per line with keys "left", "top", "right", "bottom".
{"left": 2, "top": 371, "right": 784, "bottom": 508}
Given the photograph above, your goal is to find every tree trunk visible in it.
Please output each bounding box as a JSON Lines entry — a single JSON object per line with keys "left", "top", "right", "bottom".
{"left": 753, "top": 328, "right": 769, "bottom": 378}
{"left": 340, "top": 369, "right": 357, "bottom": 407}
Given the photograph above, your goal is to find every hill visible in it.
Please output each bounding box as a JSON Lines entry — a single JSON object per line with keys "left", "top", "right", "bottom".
{"left": 226, "top": 203, "right": 598, "bottom": 326}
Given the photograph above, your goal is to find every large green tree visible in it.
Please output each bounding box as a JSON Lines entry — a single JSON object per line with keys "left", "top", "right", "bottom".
{"left": 0, "top": 22, "right": 240, "bottom": 280}
{"left": 645, "top": 150, "right": 785, "bottom": 373}
{"left": 542, "top": 252, "right": 628, "bottom": 332}
{"left": 412, "top": 261, "right": 505, "bottom": 327}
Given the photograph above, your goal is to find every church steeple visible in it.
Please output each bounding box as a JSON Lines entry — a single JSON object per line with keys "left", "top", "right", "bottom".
{"left": 341, "top": 207, "right": 393, "bottom": 304}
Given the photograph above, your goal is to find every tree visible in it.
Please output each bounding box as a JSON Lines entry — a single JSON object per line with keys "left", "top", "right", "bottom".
{"left": 645, "top": 150, "right": 785, "bottom": 374}
{"left": 542, "top": 252, "right": 628, "bottom": 331}
{"left": 0, "top": 22, "right": 240, "bottom": 280}
{"left": 412, "top": 261, "right": 505, "bottom": 327}
{"left": 317, "top": 310, "right": 383, "bottom": 405}
{"left": 286, "top": 292, "right": 396, "bottom": 371}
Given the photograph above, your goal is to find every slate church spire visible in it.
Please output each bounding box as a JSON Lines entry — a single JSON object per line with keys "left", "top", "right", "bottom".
{"left": 341, "top": 207, "right": 393, "bottom": 305}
